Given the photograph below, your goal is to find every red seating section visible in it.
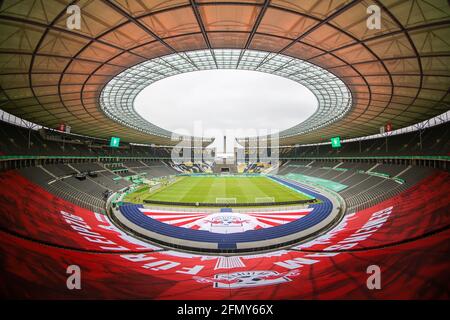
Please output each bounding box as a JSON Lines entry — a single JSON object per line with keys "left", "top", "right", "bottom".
{"left": 0, "top": 170, "right": 449, "bottom": 299}
{"left": 1, "top": 230, "right": 448, "bottom": 299}
{"left": 0, "top": 171, "right": 160, "bottom": 252}
{"left": 294, "top": 171, "right": 450, "bottom": 251}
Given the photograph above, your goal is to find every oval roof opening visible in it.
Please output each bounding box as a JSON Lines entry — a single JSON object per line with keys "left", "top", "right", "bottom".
{"left": 134, "top": 69, "right": 318, "bottom": 152}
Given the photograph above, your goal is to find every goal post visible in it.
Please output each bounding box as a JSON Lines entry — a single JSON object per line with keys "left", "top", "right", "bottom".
{"left": 255, "top": 197, "right": 275, "bottom": 203}
{"left": 216, "top": 197, "right": 237, "bottom": 204}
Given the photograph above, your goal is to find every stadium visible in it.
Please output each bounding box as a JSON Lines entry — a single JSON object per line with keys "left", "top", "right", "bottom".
{"left": 0, "top": 0, "right": 449, "bottom": 302}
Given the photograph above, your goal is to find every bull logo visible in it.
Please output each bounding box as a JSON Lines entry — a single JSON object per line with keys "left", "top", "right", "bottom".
{"left": 205, "top": 215, "right": 248, "bottom": 226}
{"left": 194, "top": 270, "right": 300, "bottom": 289}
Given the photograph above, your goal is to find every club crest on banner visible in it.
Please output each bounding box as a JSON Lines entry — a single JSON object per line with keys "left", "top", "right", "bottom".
{"left": 194, "top": 270, "right": 300, "bottom": 289}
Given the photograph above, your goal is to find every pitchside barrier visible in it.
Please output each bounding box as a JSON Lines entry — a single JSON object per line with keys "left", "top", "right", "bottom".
{"left": 143, "top": 198, "right": 317, "bottom": 207}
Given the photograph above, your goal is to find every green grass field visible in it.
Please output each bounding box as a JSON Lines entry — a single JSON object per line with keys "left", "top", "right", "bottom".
{"left": 124, "top": 176, "right": 313, "bottom": 204}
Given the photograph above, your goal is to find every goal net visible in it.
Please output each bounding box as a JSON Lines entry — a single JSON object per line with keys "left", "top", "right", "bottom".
{"left": 255, "top": 197, "right": 275, "bottom": 203}
{"left": 216, "top": 197, "right": 237, "bottom": 204}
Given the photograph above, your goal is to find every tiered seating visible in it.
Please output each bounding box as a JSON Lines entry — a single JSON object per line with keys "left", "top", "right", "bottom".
{"left": 311, "top": 160, "right": 338, "bottom": 168}
{"left": 338, "top": 172, "right": 371, "bottom": 185}
{"left": 0, "top": 119, "right": 174, "bottom": 158}
{"left": 318, "top": 168, "right": 346, "bottom": 180}
{"left": 397, "top": 166, "right": 436, "bottom": 184}
{"left": 1, "top": 118, "right": 449, "bottom": 160}
{"left": 45, "top": 179, "right": 106, "bottom": 213}
{"left": 243, "top": 162, "right": 268, "bottom": 173}
{"left": 281, "top": 121, "right": 450, "bottom": 157}
{"left": 115, "top": 170, "right": 132, "bottom": 177}
{"left": 43, "top": 164, "right": 76, "bottom": 177}
{"left": 339, "top": 162, "right": 375, "bottom": 171}
{"left": 14, "top": 160, "right": 181, "bottom": 213}
{"left": 289, "top": 159, "right": 312, "bottom": 166}
{"left": 280, "top": 160, "right": 436, "bottom": 212}
{"left": 124, "top": 160, "right": 145, "bottom": 168}
{"left": 372, "top": 164, "right": 409, "bottom": 177}
{"left": 344, "top": 178, "right": 406, "bottom": 211}
{"left": 124, "top": 160, "right": 161, "bottom": 176}
{"left": 166, "top": 161, "right": 209, "bottom": 174}
{"left": 18, "top": 167, "right": 54, "bottom": 185}
{"left": 295, "top": 171, "right": 450, "bottom": 250}
{"left": 305, "top": 168, "right": 330, "bottom": 177}
{"left": 0, "top": 166, "right": 448, "bottom": 299}
{"left": 0, "top": 170, "right": 159, "bottom": 252}
{"left": 18, "top": 166, "right": 108, "bottom": 213}
{"left": 330, "top": 169, "right": 355, "bottom": 181}
{"left": 71, "top": 162, "right": 104, "bottom": 172}
{"left": 96, "top": 171, "right": 131, "bottom": 191}
{"left": 141, "top": 161, "right": 178, "bottom": 177}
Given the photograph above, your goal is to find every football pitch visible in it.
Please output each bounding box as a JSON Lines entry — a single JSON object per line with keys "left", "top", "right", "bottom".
{"left": 124, "top": 175, "right": 314, "bottom": 204}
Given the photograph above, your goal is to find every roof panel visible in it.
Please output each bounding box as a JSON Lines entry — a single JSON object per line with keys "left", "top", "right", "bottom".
{"left": 0, "top": 21, "right": 44, "bottom": 53}
{"left": 130, "top": 41, "right": 172, "bottom": 59}
{"left": 365, "top": 34, "right": 415, "bottom": 59}
{"left": 330, "top": 1, "right": 401, "bottom": 40}
{"left": 249, "top": 33, "right": 291, "bottom": 52}
{"left": 0, "top": 73, "right": 28, "bottom": 89}
{"left": 382, "top": 0, "right": 450, "bottom": 28}
{"left": 199, "top": 4, "right": 261, "bottom": 32}
{"left": 140, "top": 7, "right": 200, "bottom": 38}
{"left": 0, "top": 0, "right": 448, "bottom": 145}
{"left": 409, "top": 25, "right": 450, "bottom": 54}
{"left": 0, "top": 0, "right": 69, "bottom": 24}
{"left": 112, "top": 0, "right": 189, "bottom": 16}
{"left": 99, "top": 22, "right": 154, "bottom": 49}
{"left": 303, "top": 24, "right": 356, "bottom": 51}
{"left": 271, "top": 0, "right": 352, "bottom": 19}
{"left": 78, "top": 42, "right": 123, "bottom": 62}
{"left": 165, "top": 33, "right": 208, "bottom": 51}
{"left": 38, "top": 30, "right": 90, "bottom": 56}
{"left": 257, "top": 7, "right": 316, "bottom": 39}
{"left": 208, "top": 32, "right": 248, "bottom": 48}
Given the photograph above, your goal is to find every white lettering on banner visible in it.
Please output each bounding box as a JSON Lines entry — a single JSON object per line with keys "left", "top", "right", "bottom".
{"left": 276, "top": 207, "right": 394, "bottom": 271}
{"left": 328, "top": 206, "right": 393, "bottom": 248}
{"left": 295, "top": 212, "right": 357, "bottom": 248}
{"left": 121, "top": 253, "right": 155, "bottom": 262}
{"left": 304, "top": 252, "right": 340, "bottom": 257}
{"left": 121, "top": 254, "right": 204, "bottom": 275}
{"left": 274, "top": 257, "right": 319, "bottom": 270}
{"left": 60, "top": 211, "right": 129, "bottom": 251}
{"left": 94, "top": 212, "right": 109, "bottom": 223}
{"left": 116, "top": 207, "right": 394, "bottom": 288}
{"left": 84, "top": 236, "right": 117, "bottom": 245}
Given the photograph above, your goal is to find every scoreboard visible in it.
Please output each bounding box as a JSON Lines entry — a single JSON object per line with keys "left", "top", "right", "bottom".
{"left": 110, "top": 137, "right": 121, "bottom": 148}
{"left": 331, "top": 136, "right": 341, "bottom": 148}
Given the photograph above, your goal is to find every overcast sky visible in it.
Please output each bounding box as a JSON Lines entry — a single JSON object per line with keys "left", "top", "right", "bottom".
{"left": 134, "top": 70, "right": 317, "bottom": 153}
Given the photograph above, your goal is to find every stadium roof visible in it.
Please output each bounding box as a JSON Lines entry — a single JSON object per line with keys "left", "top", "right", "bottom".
{"left": 0, "top": 0, "right": 449, "bottom": 145}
